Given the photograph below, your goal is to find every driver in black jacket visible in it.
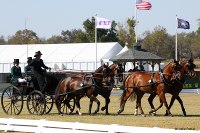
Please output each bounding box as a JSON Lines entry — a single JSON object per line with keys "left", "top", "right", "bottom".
{"left": 28, "top": 51, "right": 51, "bottom": 91}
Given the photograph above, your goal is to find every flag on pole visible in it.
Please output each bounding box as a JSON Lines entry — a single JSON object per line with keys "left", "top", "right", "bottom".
{"left": 136, "top": 0, "right": 152, "bottom": 10}
{"left": 177, "top": 18, "right": 190, "bottom": 29}
{"left": 95, "top": 17, "right": 112, "bottom": 29}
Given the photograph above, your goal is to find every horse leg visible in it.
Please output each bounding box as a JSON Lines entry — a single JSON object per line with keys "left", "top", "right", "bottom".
{"left": 101, "top": 92, "right": 111, "bottom": 115}
{"left": 148, "top": 93, "right": 157, "bottom": 116}
{"left": 136, "top": 93, "right": 145, "bottom": 116}
{"left": 134, "top": 100, "right": 139, "bottom": 116}
{"left": 88, "top": 99, "right": 93, "bottom": 115}
{"left": 117, "top": 89, "right": 135, "bottom": 114}
{"left": 88, "top": 95, "right": 100, "bottom": 115}
{"left": 104, "top": 97, "right": 110, "bottom": 115}
{"left": 65, "top": 95, "right": 74, "bottom": 114}
{"left": 158, "top": 92, "right": 172, "bottom": 116}
{"left": 75, "top": 96, "right": 82, "bottom": 115}
{"left": 176, "top": 95, "right": 186, "bottom": 116}
{"left": 151, "top": 97, "right": 164, "bottom": 114}
{"left": 166, "top": 95, "right": 186, "bottom": 116}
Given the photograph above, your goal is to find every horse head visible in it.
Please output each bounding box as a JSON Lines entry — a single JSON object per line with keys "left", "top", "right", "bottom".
{"left": 163, "top": 59, "right": 182, "bottom": 74}
{"left": 181, "top": 59, "right": 196, "bottom": 78}
{"left": 101, "top": 64, "right": 115, "bottom": 87}
{"left": 109, "top": 63, "right": 124, "bottom": 82}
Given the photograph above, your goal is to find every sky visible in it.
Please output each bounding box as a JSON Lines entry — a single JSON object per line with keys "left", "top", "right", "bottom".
{"left": 0, "top": 0, "right": 199, "bottom": 40}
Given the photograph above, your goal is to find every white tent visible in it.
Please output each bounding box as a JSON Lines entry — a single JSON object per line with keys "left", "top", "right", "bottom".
{"left": 0, "top": 42, "right": 122, "bottom": 73}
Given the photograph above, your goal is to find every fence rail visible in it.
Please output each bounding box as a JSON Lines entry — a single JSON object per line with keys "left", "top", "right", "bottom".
{"left": 0, "top": 118, "right": 199, "bottom": 133}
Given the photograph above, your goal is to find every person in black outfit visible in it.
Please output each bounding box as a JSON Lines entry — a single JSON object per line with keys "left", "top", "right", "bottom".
{"left": 28, "top": 51, "right": 51, "bottom": 91}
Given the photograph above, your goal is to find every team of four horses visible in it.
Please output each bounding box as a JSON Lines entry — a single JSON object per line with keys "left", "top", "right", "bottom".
{"left": 1, "top": 58, "right": 196, "bottom": 116}
{"left": 55, "top": 58, "right": 196, "bottom": 116}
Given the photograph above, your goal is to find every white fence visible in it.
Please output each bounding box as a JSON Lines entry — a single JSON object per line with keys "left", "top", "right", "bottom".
{"left": 0, "top": 118, "right": 199, "bottom": 133}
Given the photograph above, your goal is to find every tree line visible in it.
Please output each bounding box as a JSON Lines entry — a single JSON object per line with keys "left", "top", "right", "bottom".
{"left": 0, "top": 17, "right": 200, "bottom": 59}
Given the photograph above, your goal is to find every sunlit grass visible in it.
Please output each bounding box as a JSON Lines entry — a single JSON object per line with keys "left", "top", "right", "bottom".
{"left": 1, "top": 93, "right": 200, "bottom": 130}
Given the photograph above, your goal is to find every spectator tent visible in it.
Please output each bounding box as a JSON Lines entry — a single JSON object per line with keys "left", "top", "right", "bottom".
{"left": 0, "top": 42, "right": 123, "bottom": 73}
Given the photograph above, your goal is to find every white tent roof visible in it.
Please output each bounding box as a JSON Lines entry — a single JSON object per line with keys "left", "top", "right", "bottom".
{"left": 0, "top": 42, "right": 122, "bottom": 63}
{"left": 117, "top": 45, "right": 128, "bottom": 55}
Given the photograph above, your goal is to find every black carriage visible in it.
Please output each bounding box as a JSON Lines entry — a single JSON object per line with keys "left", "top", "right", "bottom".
{"left": 1, "top": 71, "right": 76, "bottom": 115}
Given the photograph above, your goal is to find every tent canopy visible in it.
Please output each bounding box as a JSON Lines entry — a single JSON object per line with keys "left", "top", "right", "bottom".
{"left": 0, "top": 42, "right": 122, "bottom": 63}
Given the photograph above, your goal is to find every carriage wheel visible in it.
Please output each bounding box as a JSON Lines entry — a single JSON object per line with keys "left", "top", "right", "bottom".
{"left": 56, "top": 95, "right": 75, "bottom": 114}
{"left": 1, "top": 85, "right": 23, "bottom": 115}
{"left": 44, "top": 95, "right": 54, "bottom": 114}
{"left": 26, "top": 90, "right": 45, "bottom": 115}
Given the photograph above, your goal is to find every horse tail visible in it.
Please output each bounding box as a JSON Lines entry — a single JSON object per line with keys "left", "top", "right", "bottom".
{"left": 119, "top": 73, "right": 136, "bottom": 103}
{"left": 55, "top": 77, "right": 65, "bottom": 97}
{"left": 119, "top": 89, "right": 126, "bottom": 105}
{"left": 129, "top": 92, "right": 136, "bottom": 101}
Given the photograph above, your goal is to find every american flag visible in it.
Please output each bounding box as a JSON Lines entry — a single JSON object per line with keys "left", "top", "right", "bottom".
{"left": 136, "top": 0, "right": 152, "bottom": 10}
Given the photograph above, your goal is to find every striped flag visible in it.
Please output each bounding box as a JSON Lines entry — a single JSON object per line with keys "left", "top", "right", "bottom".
{"left": 136, "top": 0, "right": 152, "bottom": 10}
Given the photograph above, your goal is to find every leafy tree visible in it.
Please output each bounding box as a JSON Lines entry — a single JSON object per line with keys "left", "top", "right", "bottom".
{"left": 0, "top": 36, "right": 6, "bottom": 45}
{"left": 117, "top": 17, "right": 136, "bottom": 47}
{"left": 192, "top": 27, "right": 200, "bottom": 58}
{"left": 61, "top": 29, "right": 89, "bottom": 43}
{"left": 83, "top": 17, "right": 95, "bottom": 42}
{"left": 142, "top": 26, "right": 174, "bottom": 59}
{"left": 47, "top": 35, "right": 64, "bottom": 44}
{"left": 83, "top": 17, "right": 118, "bottom": 43}
{"left": 8, "top": 29, "right": 40, "bottom": 44}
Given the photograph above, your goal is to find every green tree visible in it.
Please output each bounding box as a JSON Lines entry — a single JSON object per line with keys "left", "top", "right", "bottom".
{"left": 61, "top": 29, "right": 89, "bottom": 43}
{"left": 47, "top": 35, "right": 64, "bottom": 44}
{"left": 8, "top": 29, "right": 40, "bottom": 44}
{"left": 142, "top": 26, "right": 174, "bottom": 59}
{"left": 83, "top": 17, "right": 95, "bottom": 42}
{"left": 117, "top": 17, "right": 136, "bottom": 47}
{"left": 0, "top": 36, "right": 6, "bottom": 45}
{"left": 83, "top": 17, "right": 118, "bottom": 43}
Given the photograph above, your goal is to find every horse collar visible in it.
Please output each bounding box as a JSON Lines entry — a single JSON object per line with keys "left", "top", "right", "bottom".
{"left": 160, "top": 72, "right": 171, "bottom": 86}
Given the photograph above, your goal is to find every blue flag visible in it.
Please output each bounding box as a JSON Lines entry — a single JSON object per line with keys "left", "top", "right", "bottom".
{"left": 177, "top": 18, "right": 190, "bottom": 29}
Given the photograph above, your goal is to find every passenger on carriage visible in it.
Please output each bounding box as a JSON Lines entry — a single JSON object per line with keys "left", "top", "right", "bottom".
{"left": 10, "top": 59, "right": 26, "bottom": 84}
{"left": 28, "top": 51, "right": 51, "bottom": 91}
{"left": 24, "top": 57, "right": 33, "bottom": 82}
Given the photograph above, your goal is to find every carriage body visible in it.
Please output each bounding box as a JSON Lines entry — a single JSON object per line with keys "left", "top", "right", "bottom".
{"left": 0, "top": 71, "right": 77, "bottom": 115}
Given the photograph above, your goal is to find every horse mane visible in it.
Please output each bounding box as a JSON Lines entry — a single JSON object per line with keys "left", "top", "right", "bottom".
{"left": 95, "top": 65, "right": 104, "bottom": 73}
{"left": 162, "top": 61, "right": 174, "bottom": 71}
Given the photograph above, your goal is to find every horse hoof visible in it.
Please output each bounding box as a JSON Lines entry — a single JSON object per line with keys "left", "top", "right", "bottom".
{"left": 141, "top": 114, "right": 146, "bottom": 117}
{"left": 101, "top": 107, "right": 106, "bottom": 111}
{"left": 149, "top": 112, "right": 156, "bottom": 116}
{"left": 105, "top": 112, "right": 110, "bottom": 115}
{"left": 117, "top": 110, "right": 122, "bottom": 114}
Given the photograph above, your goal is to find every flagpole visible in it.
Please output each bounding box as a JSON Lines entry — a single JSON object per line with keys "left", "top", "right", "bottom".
{"left": 25, "top": 17, "right": 28, "bottom": 58}
{"left": 95, "top": 15, "right": 97, "bottom": 69}
{"left": 135, "top": 0, "right": 138, "bottom": 44}
{"left": 175, "top": 15, "right": 178, "bottom": 60}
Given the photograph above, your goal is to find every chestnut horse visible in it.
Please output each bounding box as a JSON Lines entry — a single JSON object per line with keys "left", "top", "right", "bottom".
{"left": 117, "top": 60, "right": 182, "bottom": 116}
{"left": 148, "top": 59, "right": 196, "bottom": 116}
{"left": 55, "top": 64, "right": 115, "bottom": 115}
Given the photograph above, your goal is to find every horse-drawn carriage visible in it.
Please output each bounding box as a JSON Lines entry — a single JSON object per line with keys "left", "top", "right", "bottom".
{"left": 1, "top": 71, "right": 77, "bottom": 115}
{"left": 1, "top": 63, "right": 123, "bottom": 116}
{"left": 1, "top": 59, "right": 196, "bottom": 116}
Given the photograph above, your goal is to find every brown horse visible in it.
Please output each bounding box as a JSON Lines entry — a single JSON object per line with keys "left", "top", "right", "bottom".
{"left": 117, "top": 60, "right": 182, "bottom": 116}
{"left": 97, "top": 63, "right": 124, "bottom": 114}
{"left": 148, "top": 59, "right": 196, "bottom": 116}
{"left": 55, "top": 64, "right": 115, "bottom": 115}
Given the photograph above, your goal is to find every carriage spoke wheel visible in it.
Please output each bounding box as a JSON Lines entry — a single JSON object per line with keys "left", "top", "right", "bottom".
{"left": 44, "top": 95, "right": 54, "bottom": 114}
{"left": 1, "top": 85, "right": 23, "bottom": 115}
{"left": 27, "top": 90, "right": 45, "bottom": 115}
{"left": 57, "top": 95, "right": 75, "bottom": 115}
